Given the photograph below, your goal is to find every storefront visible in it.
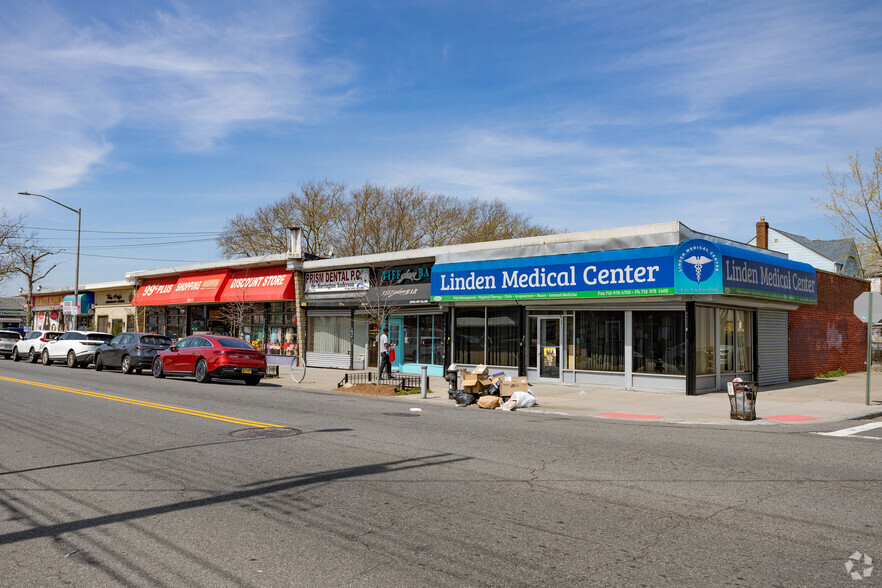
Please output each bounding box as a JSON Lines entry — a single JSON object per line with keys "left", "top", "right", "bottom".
{"left": 129, "top": 260, "right": 297, "bottom": 357}
{"left": 432, "top": 230, "right": 817, "bottom": 393}
{"left": 303, "top": 268, "right": 368, "bottom": 369}
{"left": 90, "top": 282, "right": 138, "bottom": 334}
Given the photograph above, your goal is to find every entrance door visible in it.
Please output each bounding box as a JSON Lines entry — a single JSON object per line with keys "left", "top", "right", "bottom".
{"left": 387, "top": 316, "right": 404, "bottom": 373}
{"left": 537, "top": 317, "right": 561, "bottom": 381}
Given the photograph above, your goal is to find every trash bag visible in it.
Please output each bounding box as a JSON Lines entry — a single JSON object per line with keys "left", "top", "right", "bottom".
{"left": 477, "top": 395, "right": 502, "bottom": 409}
{"left": 481, "top": 382, "right": 500, "bottom": 396}
{"left": 499, "top": 400, "right": 518, "bottom": 411}
{"left": 510, "top": 390, "right": 536, "bottom": 408}
{"left": 454, "top": 392, "right": 478, "bottom": 406}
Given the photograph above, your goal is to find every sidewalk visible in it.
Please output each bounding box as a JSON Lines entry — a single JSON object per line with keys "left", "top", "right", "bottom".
{"left": 274, "top": 366, "right": 882, "bottom": 425}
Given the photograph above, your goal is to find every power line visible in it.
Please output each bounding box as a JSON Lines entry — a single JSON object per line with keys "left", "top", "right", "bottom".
{"left": 56, "top": 251, "right": 213, "bottom": 263}
{"left": 23, "top": 226, "right": 221, "bottom": 236}
{"left": 52, "top": 237, "right": 218, "bottom": 249}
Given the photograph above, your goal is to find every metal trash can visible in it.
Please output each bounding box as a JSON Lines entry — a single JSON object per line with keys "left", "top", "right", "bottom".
{"left": 727, "top": 380, "right": 758, "bottom": 421}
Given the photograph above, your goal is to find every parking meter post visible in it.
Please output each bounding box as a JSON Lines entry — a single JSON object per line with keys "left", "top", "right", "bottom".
{"left": 421, "top": 365, "right": 428, "bottom": 399}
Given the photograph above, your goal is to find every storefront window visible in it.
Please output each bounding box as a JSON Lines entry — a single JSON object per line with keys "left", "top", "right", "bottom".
{"left": 632, "top": 311, "right": 685, "bottom": 375}
{"left": 574, "top": 311, "right": 624, "bottom": 372}
{"left": 735, "top": 309, "right": 752, "bottom": 373}
{"left": 487, "top": 308, "right": 519, "bottom": 367}
{"left": 719, "top": 308, "right": 734, "bottom": 373}
{"left": 402, "top": 315, "right": 418, "bottom": 363}
{"left": 307, "top": 315, "right": 348, "bottom": 355}
{"left": 455, "top": 308, "right": 485, "bottom": 364}
{"left": 417, "top": 314, "right": 445, "bottom": 365}
{"left": 267, "top": 302, "right": 297, "bottom": 356}
{"left": 696, "top": 307, "right": 715, "bottom": 375}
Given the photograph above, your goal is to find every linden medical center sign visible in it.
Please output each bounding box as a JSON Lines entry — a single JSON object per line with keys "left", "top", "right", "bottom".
{"left": 431, "top": 247, "right": 676, "bottom": 302}
{"left": 431, "top": 239, "right": 818, "bottom": 304}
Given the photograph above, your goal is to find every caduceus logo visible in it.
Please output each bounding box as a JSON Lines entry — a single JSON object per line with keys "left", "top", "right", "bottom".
{"left": 679, "top": 242, "right": 718, "bottom": 284}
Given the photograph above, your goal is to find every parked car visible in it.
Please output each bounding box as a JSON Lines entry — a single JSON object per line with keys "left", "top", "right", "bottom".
{"left": 94, "top": 332, "right": 172, "bottom": 374}
{"left": 0, "top": 330, "right": 22, "bottom": 359}
{"left": 42, "top": 331, "right": 114, "bottom": 368}
{"left": 151, "top": 335, "right": 266, "bottom": 385}
{"left": 11, "top": 330, "right": 63, "bottom": 363}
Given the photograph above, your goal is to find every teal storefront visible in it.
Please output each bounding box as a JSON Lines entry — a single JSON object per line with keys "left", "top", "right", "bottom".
{"left": 432, "top": 238, "right": 816, "bottom": 393}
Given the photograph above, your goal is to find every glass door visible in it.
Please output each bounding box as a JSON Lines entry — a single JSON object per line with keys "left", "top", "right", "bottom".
{"left": 388, "top": 316, "right": 404, "bottom": 373}
{"left": 537, "top": 317, "right": 561, "bottom": 380}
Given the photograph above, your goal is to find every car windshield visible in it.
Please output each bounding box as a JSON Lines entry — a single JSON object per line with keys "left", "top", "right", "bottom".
{"left": 86, "top": 333, "right": 114, "bottom": 342}
{"left": 0, "top": 331, "right": 21, "bottom": 339}
{"left": 217, "top": 338, "right": 256, "bottom": 350}
{"left": 142, "top": 336, "right": 172, "bottom": 346}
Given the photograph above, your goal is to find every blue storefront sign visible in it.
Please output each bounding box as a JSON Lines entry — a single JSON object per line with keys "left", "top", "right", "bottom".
{"left": 432, "top": 240, "right": 817, "bottom": 304}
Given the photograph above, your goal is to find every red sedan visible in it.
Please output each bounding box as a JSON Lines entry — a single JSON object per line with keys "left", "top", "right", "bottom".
{"left": 151, "top": 335, "right": 266, "bottom": 385}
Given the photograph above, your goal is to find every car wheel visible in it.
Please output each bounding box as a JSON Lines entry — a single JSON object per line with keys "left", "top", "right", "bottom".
{"left": 42, "top": 349, "right": 52, "bottom": 366}
{"left": 121, "top": 355, "right": 132, "bottom": 374}
{"left": 67, "top": 351, "right": 78, "bottom": 368}
{"left": 94, "top": 354, "right": 104, "bottom": 372}
{"left": 152, "top": 357, "right": 165, "bottom": 379}
{"left": 244, "top": 376, "right": 261, "bottom": 386}
{"left": 28, "top": 348, "right": 37, "bottom": 363}
{"left": 12, "top": 347, "right": 20, "bottom": 362}
{"left": 194, "top": 359, "right": 211, "bottom": 383}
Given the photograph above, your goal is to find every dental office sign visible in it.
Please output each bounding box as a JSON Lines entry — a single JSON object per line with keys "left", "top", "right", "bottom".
{"left": 432, "top": 239, "right": 817, "bottom": 304}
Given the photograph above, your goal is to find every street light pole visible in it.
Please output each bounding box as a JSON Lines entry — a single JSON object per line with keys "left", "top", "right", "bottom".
{"left": 18, "top": 192, "right": 81, "bottom": 330}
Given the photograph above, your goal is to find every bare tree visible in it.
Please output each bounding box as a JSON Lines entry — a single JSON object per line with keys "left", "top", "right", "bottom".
{"left": 217, "top": 179, "right": 345, "bottom": 258}
{"left": 0, "top": 210, "right": 27, "bottom": 284}
{"left": 12, "top": 246, "right": 59, "bottom": 326}
{"left": 218, "top": 180, "right": 555, "bottom": 258}
{"left": 814, "top": 146, "right": 882, "bottom": 276}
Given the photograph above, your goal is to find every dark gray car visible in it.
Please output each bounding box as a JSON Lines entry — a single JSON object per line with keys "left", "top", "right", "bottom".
{"left": 94, "top": 332, "right": 173, "bottom": 374}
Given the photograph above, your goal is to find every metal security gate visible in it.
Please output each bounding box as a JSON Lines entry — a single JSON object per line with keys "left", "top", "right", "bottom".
{"left": 756, "top": 309, "right": 789, "bottom": 385}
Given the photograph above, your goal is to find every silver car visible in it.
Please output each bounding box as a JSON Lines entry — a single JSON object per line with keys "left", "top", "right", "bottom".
{"left": 0, "top": 330, "right": 22, "bottom": 358}
{"left": 12, "top": 330, "right": 63, "bottom": 363}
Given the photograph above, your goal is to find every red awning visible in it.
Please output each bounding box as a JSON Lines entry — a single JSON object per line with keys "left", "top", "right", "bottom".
{"left": 133, "top": 270, "right": 230, "bottom": 305}
{"left": 218, "top": 267, "right": 295, "bottom": 302}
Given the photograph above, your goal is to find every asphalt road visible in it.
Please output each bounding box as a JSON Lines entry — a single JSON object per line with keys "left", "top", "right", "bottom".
{"left": 1, "top": 359, "right": 880, "bottom": 587}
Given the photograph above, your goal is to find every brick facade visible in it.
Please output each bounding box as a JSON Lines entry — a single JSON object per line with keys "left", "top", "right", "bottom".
{"left": 789, "top": 270, "right": 869, "bottom": 380}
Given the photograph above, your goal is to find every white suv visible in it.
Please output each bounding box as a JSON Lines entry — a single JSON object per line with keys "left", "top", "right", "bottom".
{"left": 12, "top": 330, "right": 63, "bottom": 363}
{"left": 42, "top": 331, "right": 114, "bottom": 368}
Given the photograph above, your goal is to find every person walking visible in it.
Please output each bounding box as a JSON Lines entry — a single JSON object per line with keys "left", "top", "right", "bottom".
{"left": 378, "top": 327, "right": 394, "bottom": 380}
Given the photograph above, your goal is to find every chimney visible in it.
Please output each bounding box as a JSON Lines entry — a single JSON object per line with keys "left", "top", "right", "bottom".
{"left": 287, "top": 227, "right": 303, "bottom": 260}
{"left": 756, "top": 218, "right": 769, "bottom": 249}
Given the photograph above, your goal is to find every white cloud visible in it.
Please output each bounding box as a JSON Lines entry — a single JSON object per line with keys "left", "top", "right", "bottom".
{"left": 0, "top": 1, "right": 356, "bottom": 202}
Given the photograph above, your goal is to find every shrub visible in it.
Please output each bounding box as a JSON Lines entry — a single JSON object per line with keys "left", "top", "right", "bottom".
{"left": 817, "top": 368, "right": 847, "bottom": 378}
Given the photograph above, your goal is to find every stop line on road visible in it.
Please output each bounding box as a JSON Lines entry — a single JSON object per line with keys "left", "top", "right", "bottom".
{"left": 814, "top": 421, "right": 882, "bottom": 440}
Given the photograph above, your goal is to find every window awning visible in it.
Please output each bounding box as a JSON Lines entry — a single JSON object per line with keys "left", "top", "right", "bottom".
{"left": 133, "top": 270, "right": 230, "bottom": 305}
{"left": 218, "top": 267, "right": 295, "bottom": 302}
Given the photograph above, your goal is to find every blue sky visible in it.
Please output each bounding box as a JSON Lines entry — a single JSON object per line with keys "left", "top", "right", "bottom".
{"left": 1, "top": 0, "right": 881, "bottom": 294}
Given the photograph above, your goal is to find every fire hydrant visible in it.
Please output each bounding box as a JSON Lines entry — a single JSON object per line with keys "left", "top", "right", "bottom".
{"left": 445, "top": 365, "right": 459, "bottom": 399}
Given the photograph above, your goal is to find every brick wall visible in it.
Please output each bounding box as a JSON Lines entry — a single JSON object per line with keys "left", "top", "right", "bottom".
{"left": 789, "top": 270, "right": 870, "bottom": 380}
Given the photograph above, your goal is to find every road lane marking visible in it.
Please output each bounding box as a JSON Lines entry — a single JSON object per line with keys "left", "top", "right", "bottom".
{"left": 816, "top": 422, "right": 882, "bottom": 438}
{"left": 0, "top": 375, "right": 283, "bottom": 428}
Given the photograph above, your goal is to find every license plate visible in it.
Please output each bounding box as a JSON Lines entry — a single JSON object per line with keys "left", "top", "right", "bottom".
{"left": 242, "top": 368, "right": 252, "bottom": 374}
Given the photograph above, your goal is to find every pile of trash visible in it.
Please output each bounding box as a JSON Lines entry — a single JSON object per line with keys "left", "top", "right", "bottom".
{"left": 451, "top": 365, "right": 536, "bottom": 411}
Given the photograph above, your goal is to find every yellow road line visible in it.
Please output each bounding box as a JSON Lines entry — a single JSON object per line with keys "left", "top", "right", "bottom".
{"left": 0, "top": 376, "right": 283, "bottom": 428}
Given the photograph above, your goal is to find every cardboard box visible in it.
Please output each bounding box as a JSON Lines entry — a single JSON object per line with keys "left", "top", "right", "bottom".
{"left": 473, "top": 364, "right": 489, "bottom": 378}
{"left": 499, "top": 376, "right": 529, "bottom": 395}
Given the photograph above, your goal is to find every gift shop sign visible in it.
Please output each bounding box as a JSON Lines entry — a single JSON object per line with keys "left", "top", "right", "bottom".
{"left": 305, "top": 269, "right": 369, "bottom": 293}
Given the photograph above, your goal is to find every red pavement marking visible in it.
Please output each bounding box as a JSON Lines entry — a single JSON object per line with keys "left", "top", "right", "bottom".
{"left": 598, "top": 412, "right": 662, "bottom": 420}
{"left": 763, "top": 415, "right": 820, "bottom": 422}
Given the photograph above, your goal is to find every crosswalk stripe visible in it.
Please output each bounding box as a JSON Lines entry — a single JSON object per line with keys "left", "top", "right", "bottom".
{"left": 816, "top": 422, "right": 882, "bottom": 437}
